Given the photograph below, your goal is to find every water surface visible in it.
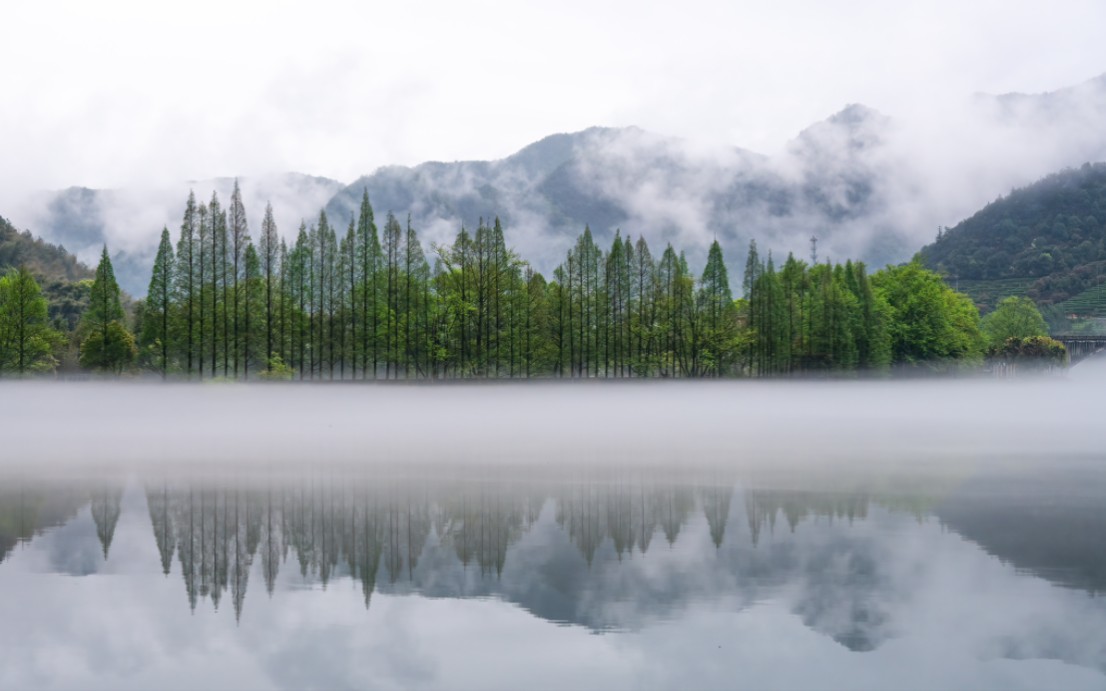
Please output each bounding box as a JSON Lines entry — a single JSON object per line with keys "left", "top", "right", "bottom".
{"left": 2, "top": 366, "right": 1105, "bottom": 689}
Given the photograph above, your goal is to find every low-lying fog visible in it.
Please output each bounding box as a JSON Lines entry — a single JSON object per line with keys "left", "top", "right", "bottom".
{"left": 4, "top": 358, "right": 1104, "bottom": 472}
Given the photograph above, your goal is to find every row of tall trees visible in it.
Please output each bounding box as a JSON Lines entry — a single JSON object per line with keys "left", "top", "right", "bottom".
{"left": 0, "top": 178, "right": 1060, "bottom": 378}
{"left": 744, "top": 242, "right": 893, "bottom": 375}
{"left": 121, "top": 185, "right": 995, "bottom": 379}
{"left": 136, "top": 188, "right": 751, "bottom": 379}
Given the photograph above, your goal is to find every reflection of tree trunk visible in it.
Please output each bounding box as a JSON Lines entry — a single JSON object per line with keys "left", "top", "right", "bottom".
{"left": 147, "top": 482, "right": 175, "bottom": 575}
{"left": 174, "top": 486, "right": 200, "bottom": 611}
{"left": 231, "top": 488, "right": 254, "bottom": 622}
{"left": 141, "top": 473, "right": 746, "bottom": 618}
{"left": 702, "top": 485, "right": 732, "bottom": 549}
{"left": 90, "top": 486, "right": 122, "bottom": 560}
{"left": 261, "top": 486, "right": 281, "bottom": 597}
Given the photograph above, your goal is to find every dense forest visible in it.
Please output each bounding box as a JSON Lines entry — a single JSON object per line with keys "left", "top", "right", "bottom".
{"left": 2, "top": 182, "right": 1062, "bottom": 378}
{"left": 0, "top": 215, "right": 93, "bottom": 333}
{"left": 0, "top": 215, "right": 96, "bottom": 371}
{"left": 921, "top": 163, "right": 1106, "bottom": 315}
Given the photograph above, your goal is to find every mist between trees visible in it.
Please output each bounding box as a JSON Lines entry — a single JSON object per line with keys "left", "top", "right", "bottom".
{"left": 0, "top": 182, "right": 1064, "bottom": 379}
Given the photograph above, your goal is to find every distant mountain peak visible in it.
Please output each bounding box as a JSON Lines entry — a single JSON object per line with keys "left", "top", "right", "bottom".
{"left": 828, "top": 103, "right": 886, "bottom": 126}
{"left": 986, "top": 71, "right": 1106, "bottom": 101}
{"left": 790, "top": 103, "right": 890, "bottom": 158}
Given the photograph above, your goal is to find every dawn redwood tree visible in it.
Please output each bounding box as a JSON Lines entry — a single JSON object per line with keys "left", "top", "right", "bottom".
{"left": 403, "top": 217, "right": 431, "bottom": 378}
{"left": 174, "top": 193, "right": 198, "bottom": 377}
{"left": 698, "top": 239, "right": 737, "bottom": 376}
{"left": 632, "top": 236, "right": 656, "bottom": 376}
{"left": 316, "top": 212, "right": 337, "bottom": 379}
{"left": 259, "top": 203, "right": 279, "bottom": 368}
{"left": 228, "top": 180, "right": 250, "bottom": 378}
{"left": 80, "top": 246, "right": 135, "bottom": 373}
{"left": 354, "top": 191, "right": 382, "bottom": 379}
{"left": 382, "top": 212, "right": 402, "bottom": 378}
{"left": 291, "top": 223, "right": 310, "bottom": 380}
{"left": 141, "top": 228, "right": 175, "bottom": 377}
{"left": 197, "top": 204, "right": 208, "bottom": 379}
{"left": 210, "top": 193, "right": 228, "bottom": 377}
{"left": 341, "top": 218, "right": 355, "bottom": 379}
{"left": 278, "top": 237, "right": 289, "bottom": 368}
{"left": 243, "top": 241, "right": 261, "bottom": 379}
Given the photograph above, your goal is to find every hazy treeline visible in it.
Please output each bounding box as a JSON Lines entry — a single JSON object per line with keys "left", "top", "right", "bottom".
{"left": 1, "top": 182, "right": 1006, "bottom": 377}
{"left": 127, "top": 184, "right": 994, "bottom": 380}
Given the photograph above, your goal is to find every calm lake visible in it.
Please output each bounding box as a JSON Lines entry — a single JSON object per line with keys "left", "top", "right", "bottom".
{"left": 2, "top": 362, "right": 1105, "bottom": 690}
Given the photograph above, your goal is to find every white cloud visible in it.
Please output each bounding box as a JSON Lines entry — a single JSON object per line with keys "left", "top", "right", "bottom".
{"left": 3, "top": 0, "right": 1106, "bottom": 203}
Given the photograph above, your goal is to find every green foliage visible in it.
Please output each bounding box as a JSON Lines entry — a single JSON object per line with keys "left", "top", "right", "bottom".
{"left": 1052, "top": 281, "right": 1106, "bottom": 318}
{"left": 871, "top": 261, "right": 983, "bottom": 368}
{"left": 953, "top": 278, "right": 1035, "bottom": 314}
{"left": 988, "top": 335, "right": 1067, "bottom": 369}
{"left": 79, "top": 247, "right": 135, "bottom": 373}
{"left": 0, "top": 215, "right": 92, "bottom": 284}
{"left": 0, "top": 266, "right": 64, "bottom": 374}
{"left": 258, "top": 354, "right": 294, "bottom": 381}
{"left": 743, "top": 250, "right": 895, "bottom": 375}
{"left": 921, "top": 163, "right": 1106, "bottom": 310}
{"left": 110, "top": 186, "right": 996, "bottom": 380}
{"left": 82, "top": 246, "right": 126, "bottom": 331}
{"left": 981, "top": 296, "right": 1049, "bottom": 348}
{"left": 140, "top": 228, "right": 174, "bottom": 376}
{"left": 80, "top": 321, "right": 136, "bottom": 373}
{"left": 0, "top": 215, "right": 94, "bottom": 371}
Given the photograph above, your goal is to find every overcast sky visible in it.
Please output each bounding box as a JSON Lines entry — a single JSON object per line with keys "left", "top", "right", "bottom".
{"left": 3, "top": 0, "right": 1106, "bottom": 196}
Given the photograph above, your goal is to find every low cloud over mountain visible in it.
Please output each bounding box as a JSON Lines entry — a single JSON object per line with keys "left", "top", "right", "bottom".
{"left": 9, "top": 74, "right": 1106, "bottom": 296}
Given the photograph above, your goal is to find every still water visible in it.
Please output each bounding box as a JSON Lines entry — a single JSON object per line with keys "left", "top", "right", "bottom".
{"left": 2, "top": 464, "right": 1105, "bottom": 690}
{"left": 1, "top": 367, "right": 1105, "bottom": 689}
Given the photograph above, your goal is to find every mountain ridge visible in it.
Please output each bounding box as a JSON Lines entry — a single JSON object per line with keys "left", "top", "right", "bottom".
{"left": 11, "top": 71, "right": 1106, "bottom": 296}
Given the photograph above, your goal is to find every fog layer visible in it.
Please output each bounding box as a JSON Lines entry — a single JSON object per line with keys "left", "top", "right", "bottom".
{"left": 4, "top": 360, "right": 1104, "bottom": 470}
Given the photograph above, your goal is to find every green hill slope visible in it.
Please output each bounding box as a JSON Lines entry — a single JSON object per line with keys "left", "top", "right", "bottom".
{"left": 1, "top": 215, "right": 91, "bottom": 282}
{"left": 920, "top": 163, "right": 1106, "bottom": 314}
{"left": 1, "top": 214, "right": 94, "bottom": 332}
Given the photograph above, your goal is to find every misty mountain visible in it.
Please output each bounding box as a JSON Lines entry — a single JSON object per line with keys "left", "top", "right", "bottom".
{"left": 986, "top": 74, "right": 1106, "bottom": 157}
{"left": 323, "top": 110, "right": 910, "bottom": 278}
{"left": 16, "top": 173, "right": 344, "bottom": 295}
{"left": 0, "top": 214, "right": 91, "bottom": 284}
{"left": 14, "top": 73, "right": 1106, "bottom": 297}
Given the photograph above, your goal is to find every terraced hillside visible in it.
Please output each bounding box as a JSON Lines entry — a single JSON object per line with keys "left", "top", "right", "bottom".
{"left": 921, "top": 163, "right": 1106, "bottom": 316}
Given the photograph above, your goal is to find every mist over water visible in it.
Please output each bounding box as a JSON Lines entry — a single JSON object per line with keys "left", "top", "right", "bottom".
{"left": 3, "top": 360, "right": 1104, "bottom": 472}
{"left": 3, "top": 363, "right": 1106, "bottom": 690}
{"left": 2, "top": 438, "right": 1105, "bottom": 689}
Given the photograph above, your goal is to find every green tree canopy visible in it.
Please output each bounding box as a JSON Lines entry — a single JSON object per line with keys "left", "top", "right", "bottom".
{"left": 79, "top": 247, "right": 135, "bottom": 373}
{"left": 871, "top": 260, "right": 984, "bottom": 367}
{"left": 0, "top": 266, "right": 63, "bottom": 374}
{"left": 981, "top": 296, "right": 1049, "bottom": 349}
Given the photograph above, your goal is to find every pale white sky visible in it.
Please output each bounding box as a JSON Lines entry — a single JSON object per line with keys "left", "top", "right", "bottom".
{"left": 2, "top": 0, "right": 1105, "bottom": 195}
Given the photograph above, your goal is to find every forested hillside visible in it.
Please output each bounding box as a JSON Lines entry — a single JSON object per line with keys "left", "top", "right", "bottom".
{"left": 0, "top": 215, "right": 91, "bottom": 283}
{"left": 921, "top": 163, "right": 1106, "bottom": 314}
{"left": 0, "top": 215, "right": 93, "bottom": 332}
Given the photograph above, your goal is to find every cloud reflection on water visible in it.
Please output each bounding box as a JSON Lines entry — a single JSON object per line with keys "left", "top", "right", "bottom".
{"left": 0, "top": 465, "right": 1105, "bottom": 690}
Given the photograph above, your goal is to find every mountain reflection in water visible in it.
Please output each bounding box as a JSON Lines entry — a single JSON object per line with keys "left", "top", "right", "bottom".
{"left": 1, "top": 465, "right": 1105, "bottom": 690}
